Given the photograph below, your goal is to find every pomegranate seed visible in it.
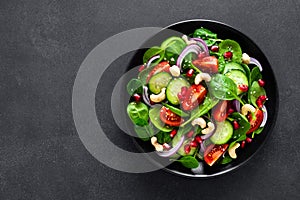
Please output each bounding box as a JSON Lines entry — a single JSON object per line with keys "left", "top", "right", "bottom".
{"left": 163, "top": 143, "right": 171, "bottom": 150}
{"left": 187, "top": 130, "right": 194, "bottom": 138}
{"left": 238, "top": 84, "right": 248, "bottom": 92}
{"left": 223, "top": 51, "right": 233, "bottom": 59}
{"left": 259, "top": 95, "right": 267, "bottom": 101}
{"left": 228, "top": 108, "right": 235, "bottom": 115}
{"left": 170, "top": 129, "right": 177, "bottom": 138}
{"left": 256, "top": 99, "right": 263, "bottom": 108}
{"left": 190, "top": 141, "right": 198, "bottom": 147}
{"left": 184, "top": 145, "right": 191, "bottom": 154}
{"left": 233, "top": 120, "right": 240, "bottom": 130}
{"left": 138, "top": 65, "right": 145, "bottom": 72}
{"left": 241, "top": 141, "right": 246, "bottom": 148}
{"left": 181, "top": 86, "right": 188, "bottom": 96}
{"left": 246, "top": 137, "right": 252, "bottom": 143}
{"left": 177, "top": 93, "right": 184, "bottom": 100}
{"left": 186, "top": 69, "right": 194, "bottom": 78}
{"left": 194, "top": 135, "right": 203, "bottom": 144}
{"left": 258, "top": 79, "right": 265, "bottom": 87}
{"left": 210, "top": 45, "right": 219, "bottom": 52}
{"left": 133, "top": 93, "right": 141, "bottom": 102}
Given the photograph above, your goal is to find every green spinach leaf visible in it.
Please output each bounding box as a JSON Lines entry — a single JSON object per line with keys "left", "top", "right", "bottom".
{"left": 127, "top": 78, "right": 143, "bottom": 96}
{"left": 162, "top": 103, "right": 189, "bottom": 117}
{"left": 220, "top": 155, "right": 233, "bottom": 165}
{"left": 143, "top": 46, "right": 164, "bottom": 64}
{"left": 230, "top": 112, "right": 251, "bottom": 140}
{"left": 156, "top": 131, "right": 172, "bottom": 144}
{"left": 127, "top": 102, "right": 149, "bottom": 126}
{"left": 249, "top": 66, "right": 262, "bottom": 85}
{"left": 177, "top": 156, "right": 199, "bottom": 168}
{"left": 193, "top": 27, "right": 217, "bottom": 39}
{"left": 251, "top": 127, "right": 264, "bottom": 138}
{"left": 249, "top": 81, "right": 266, "bottom": 108}
{"left": 134, "top": 124, "right": 154, "bottom": 141}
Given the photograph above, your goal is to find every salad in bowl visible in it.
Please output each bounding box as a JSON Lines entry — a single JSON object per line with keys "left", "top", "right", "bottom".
{"left": 126, "top": 25, "right": 269, "bottom": 174}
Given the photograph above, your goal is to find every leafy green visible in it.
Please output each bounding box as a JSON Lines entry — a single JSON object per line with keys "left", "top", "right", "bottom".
{"left": 143, "top": 46, "right": 164, "bottom": 64}
{"left": 156, "top": 131, "right": 172, "bottom": 144}
{"left": 220, "top": 155, "right": 233, "bottom": 165}
{"left": 219, "top": 39, "right": 242, "bottom": 63}
{"left": 161, "top": 36, "right": 186, "bottom": 65}
{"left": 134, "top": 124, "right": 154, "bottom": 141}
{"left": 230, "top": 112, "right": 251, "bottom": 140}
{"left": 181, "top": 95, "right": 219, "bottom": 127}
{"left": 162, "top": 103, "right": 189, "bottom": 117}
{"left": 127, "top": 78, "right": 143, "bottom": 96}
{"left": 241, "top": 63, "right": 251, "bottom": 81}
{"left": 193, "top": 27, "right": 217, "bottom": 39}
{"left": 209, "top": 74, "right": 243, "bottom": 103}
{"left": 249, "top": 66, "right": 262, "bottom": 85}
{"left": 251, "top": 127, "right": 264, "bottom": 138}
{"left": 177, "top": 156, "right": 199, "bottom": 168}
{"left": 249, "top": 81, "right": 266, "bottom": 108}
{"left": 149, "top": 106, "right": 173, "bottom": 132}
{"left": 138, "top": 64, "right": 155, "bottom": 84}
{"left": 127, "top": 102, "right": 149, "bottom": 126}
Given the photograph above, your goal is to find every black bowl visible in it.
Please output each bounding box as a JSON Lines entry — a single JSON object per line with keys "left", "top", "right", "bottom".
{"left": 126, "top": 19, "right": 278, "bottom": 177}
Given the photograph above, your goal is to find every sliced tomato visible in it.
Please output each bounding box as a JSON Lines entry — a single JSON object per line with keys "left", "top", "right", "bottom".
{"left": 212, "top": 100, "right": 229, "bottom": 122}
{"left": 192, "top": 56, "right": 218, "bottom": 74}
{"left": 160, "top": 106, "right": 183, "bottom": 127}
{"left": 247, "top": 109, "right": 263, "bottom": 134}
{"left": 204, "top": 144, "right": 229, "bottom": 166}
{"left": 181, "top": 84, "right": 207, "bottom": 111}
{"left": 146, "top": 61, "right": 170, "bottom": 83}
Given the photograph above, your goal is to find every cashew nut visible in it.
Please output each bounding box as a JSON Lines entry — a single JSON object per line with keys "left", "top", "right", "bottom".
{"left": 182, "top": 35, "right": 197, "bottom": 45}
{"left": 228, "top": 143, "right": 240, "bottom": 159}
{"left": 150, "top": 88, "right": 166, "bottom": 103}
{"left": 194, "top": 73, "right": 211, "bottom": 85}
{"left": 191, "top": 117, "right": 207, "bottom": 128}
{"left": 241, "top": 104, "right": 256, "bottom": 115}
{"left": 201, "top": 122, "right": 215, "bottom": 134}
{"left": 242, "top": 53, "right": 250, "bottom": 65}
{"left": 169, "top": 65, "right": 180, "bottom": 77}
{"left": 151, "top": 137, "right": 163, "bottom": 152}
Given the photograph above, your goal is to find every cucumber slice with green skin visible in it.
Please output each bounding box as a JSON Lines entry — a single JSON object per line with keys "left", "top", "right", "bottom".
{"left": 148, "top": 72, "right": 172, "bottom": 94}
{"left": 172, "top": 134, "right": 196, "bottom": 156}
{"left": 210, "top": 120, "right": 233, "bottom": 145}
{"left": 223, "top": 62, "right": 246, "bottom": 74}
{"left": 149, "top": 106, "right": 172, "bottom": 132}
{"left": 219, "top": 39, "right": 242, "bottom": 63}
{"left": 166, "top": 77, "right": 190, "bottom": 105}
{"left": 225, "top": 70, "right": 248, "bottom": 95}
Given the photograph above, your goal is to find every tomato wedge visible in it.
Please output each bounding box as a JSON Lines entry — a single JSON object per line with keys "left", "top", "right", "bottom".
{"left": 181, "top": 84, "right": 207, "bottom": 111}
{"left": 212, "top": 100, "right": 229, "bottom": 122}
{"left": 192, "top": 56, "right": 218, "bottom": 74}
{"left": 146, "top": 61, "right": 170, "bottom": 83}
{"left": 204, "top": 144, "right": 229, "bottom": 166}
{"left": 247, "top": 109, "right": 263, "bottom": 134}
{"left": 160, "top": 106, "right": 183, "bottom": 127}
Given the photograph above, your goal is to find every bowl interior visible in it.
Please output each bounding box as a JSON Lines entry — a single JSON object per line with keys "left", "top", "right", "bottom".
{"left": 125, "top": 20, "right": 278, "bottom": 177}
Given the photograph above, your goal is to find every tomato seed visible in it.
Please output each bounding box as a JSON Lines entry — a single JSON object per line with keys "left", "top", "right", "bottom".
{"left": 258, "top": 79, "right": 265, "bottom": 87}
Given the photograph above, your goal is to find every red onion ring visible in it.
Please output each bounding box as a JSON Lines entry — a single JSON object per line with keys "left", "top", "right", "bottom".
{"left": 156, "top": 136, "right": 185, "bottom": 157}
{"left": 250, "top": 57, "right": 263, "bottom": 71}
{"left": 146, "top": 55, "right": 160, "bottom": 68}
{"left": 200, "top": 121, "right": 216, "bottom": 140}
{"left": 260, "top": 105, "right": 268, "bottom": 127}
{"left": 142, "top": 86, "right": 153, "bottom": 107}
{"left": 176, "top": 44, "right": 208, "bottom": 69}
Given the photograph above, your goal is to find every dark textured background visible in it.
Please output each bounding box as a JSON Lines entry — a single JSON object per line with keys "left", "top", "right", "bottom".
{"left": 1, "top": 0, "right": 299, "bottom": 199}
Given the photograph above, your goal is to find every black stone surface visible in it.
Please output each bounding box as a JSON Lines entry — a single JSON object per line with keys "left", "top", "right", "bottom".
{"left": 1, "top": 0, "right": 299, "bottom": 199}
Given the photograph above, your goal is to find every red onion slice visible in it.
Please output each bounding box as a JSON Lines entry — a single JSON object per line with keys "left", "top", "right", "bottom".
{"left": 146, "top": 55, "right": 160, "bottom": 68}
{"left": 142, "top": 86, "right": 152, "bottom": 107}
{"left": 200, "top": 121, "right": 216, "bottom": 140}
{"left": 191, "top": 38, "right": 209, "bottom": 53}
{"left": 250, "top": 57, "right": 263, "bottom": 71}
{"left": 176, "top": 44, "right": 208, "bottom": 69}
{"left": 156, "top": 136, "right": 185, "bottom": 157}
{"left": 233, "top": 99, "right": 241, "bottom": 113}
{"left": 260, "top": 105, "right": 268, "bottom": 127}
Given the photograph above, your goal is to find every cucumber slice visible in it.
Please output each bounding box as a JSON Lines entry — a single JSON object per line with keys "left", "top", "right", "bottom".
{"left": 166, "top": 77, "right": 190, "bottom": 105}
{"left": 225, "top": 70, "right": 248, "bottom": 95}
{"left": 223, "top": 62, "right": 246, "bottom": 74}
{"left": 210, "top": 120, "right": 233, "bottom": 145}
{"left": 148, "top": 72, "right": 172, "bottom": 94}
{"left": 219, "top": 39, "right": 242, "bottom": 63}
{"left": 149, "top": 106, "right": 172, "bottom": 132}
{"left": 172, "top": 134, "right": 196, "bottom": 156}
